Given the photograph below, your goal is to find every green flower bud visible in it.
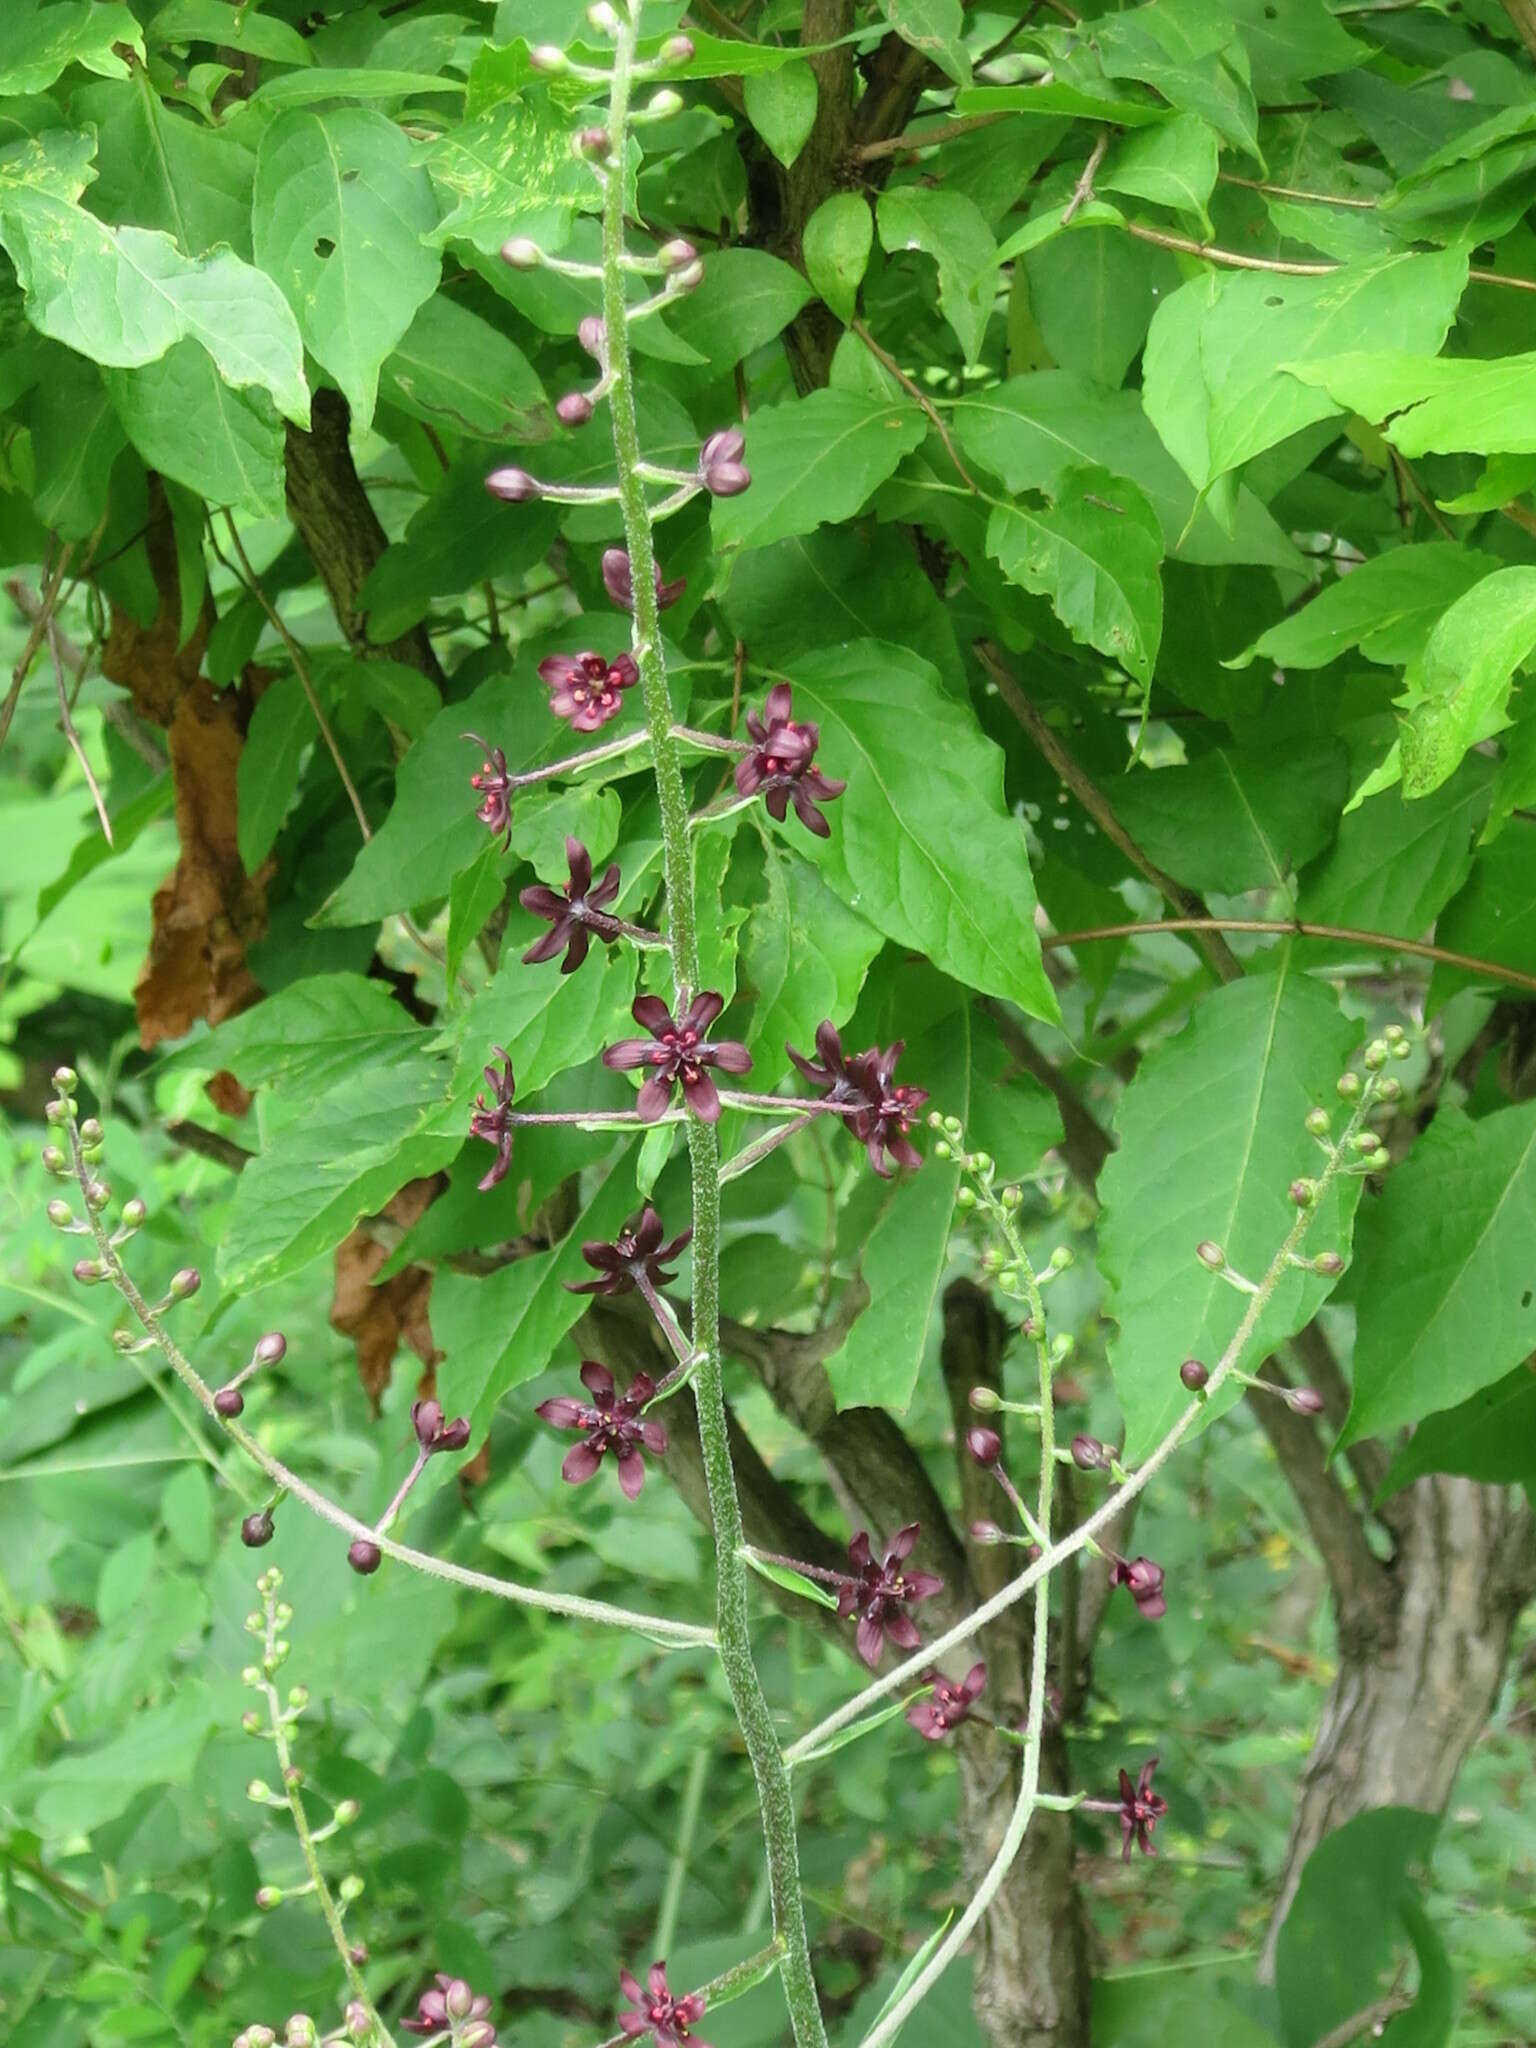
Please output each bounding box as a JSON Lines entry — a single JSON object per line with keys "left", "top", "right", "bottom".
{"left": 246, "top": 1779, "right": 274, "bottom": 1804}
{"left": 85, "top": 1180, "right": 110, "bottom": 1211}
{"left": 46, "top": 1199, "right": 73, "bottom": 1228}
{"left": 254, "top": 1886, "right": 283, "bottom": 1911}
{"left": 287, "top": 1685, "right": 309, "bottom": 1710}
{"left": 968, "top": 1385, "right": 1000, "bottom": 1412}
{"left": 954, "top": 1184, "right": 975, "bottom": 1207}
{"left": 285, "top": 2017, "right": 317, "bottom": 2048}
{"left": 241, "top": 1710, "right": 262, "bottom": 1735}
{"left": 1289, "top": 1178, "right": 1316, "bottom": 1208}
{"left": 79, "top": 1118, "right": 102, "bottom": 1144}
{"left": 121, "top": 1197, "right": 147, "bottom": 1228}
{"left": 645, "top": 88, "right": 684, "bottom": 118}
{"left": 1304, "top": 1107, "right": 1331, "bottom": 1137}
{"left": 1049, "top": 1245, "right": 1074, "bottom": 1272}
{"left": 334, "top": 1798, "right": 360, "bottom": 1826}
{"left": 41, "top": 1144, "right": 66, "bottom": 1173}
{"left": 1195, "top": 1240, "right": 1225, "bottom": 1270}
{"left": 337, "top": 1873, "right": 365, "bottom": 1904}
{"left": 52, "top": 1065, "right": 78, "bottom": 1090}
{"left": 1337, "top": 1071, "right": 1361, "bottom": 1100}
{"left": 241, "top": 1664, "right": 263, "bottom": 1687}
{"left": 1313, "top": 1250, "right": 1345, "bottom": 1276}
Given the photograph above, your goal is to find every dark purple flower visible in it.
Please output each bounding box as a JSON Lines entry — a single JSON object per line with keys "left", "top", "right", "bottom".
{"left": 906, "top": 1660, "right": 986, "bottom": 1740}
{"left": 786, "top": 1022, "right": 928, "bottom": 1176}
{"left": 699, "top": 427, "right": 750, "bottom": 497}
{"left": 538, "top": 649, "right": 639, "bottom": 733}
{"left": 241, "top": 1510, "right": 275, "bottom": 1548}
{"left": 469, "top": 1047, "right": 516, "bottom": 1191}
{"left": 845, "top": 1042, "right": 928, "bottom": 1177}
{"left": 1109, "top": 1554, "right": 1167, "bottom": 1622}
{"left": 347, "top": 1538, "right": 382, "bottom": 1576}
{"left": 411, "top": 1398, "right": 472, "bottom": 1455}
{"left": 535, "top": 1361, "right": 668, "bottom": 1499}
{"left": 1071, "top": 1433, "right": 1110, "bottom": 1472}
{"left": 564, "top": 1204, "right": 693, "bottom": 1298}
{"left": 402, "top": 1974, "right": 497, "bottom": 2045}
{"left": 601, "top": 992, "right": 752, "bottom": 1124}
{"left": 734, "top": 683, "right": 845, "bottom": 838}
{"left": 618, "top": 1961, "right": 711, "bottom": 2048}
{"left": 1083, "top": 1758, "right": 1169, "bottom": 1863}
{"left": 603, "top": 547, "right": 686, "bottom": 612}
{"left": 836, "top": 1524, "right": 944, "bottom": 1668}
{"left": 464, "top": 733, "right": 513, "bottom": 845}
{"left": 966, "top": 1426, "right": 1002, "bottom": 1467}
{"left": 520, "top": 836, "right": 622, "bottom": 973}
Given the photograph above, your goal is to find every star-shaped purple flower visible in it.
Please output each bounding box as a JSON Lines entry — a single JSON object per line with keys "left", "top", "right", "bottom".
{"left": 535, "top": 1361, "right": 668, "bottom": 1499}
{"left": 734, "top": 684, "right": 845, "bottom": 838}
{"left": 469, "top": 1048, "right": 515, "bottom": 1191}
{"left": 786, "top": 1022, "right": 928, "bottom": 1177}
{"left": 836, "top": 1524, "right": 944, "bottom": 1668}
{"left": 463, "top": 733, "right": 513, "bottom": 845}
{"left": 906, "top": 1661, "right": 987, "bottom": 1741}
{"left": 520, "top": 837, "right": 622, "bottom": 973}
{"left": 564, "top": 1204, "right": 693, "bottom": 1297}
{"left": 603, "top": 547, "right": 686, "bottom": 613}
{"left": 601, "top": 992, "right": 752, "bottom": 1124}
{"left": 539, "top": 650, "right": 639, "bottom": 732}
{"left": 1083, "top": 1758, "right": 1170, "bottom": 1862}
{"left": 618, "top": 1961, "right": 711, "bottom": 2048}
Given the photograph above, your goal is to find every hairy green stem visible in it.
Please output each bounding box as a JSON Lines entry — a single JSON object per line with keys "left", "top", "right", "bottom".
{"left": 599, "top": 11, "right": 827, "bottom": 2043}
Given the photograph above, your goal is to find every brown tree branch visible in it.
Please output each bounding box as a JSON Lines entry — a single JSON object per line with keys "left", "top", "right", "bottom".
{"left": 979, "top": 999, "right": 1114, "bottom": 1191}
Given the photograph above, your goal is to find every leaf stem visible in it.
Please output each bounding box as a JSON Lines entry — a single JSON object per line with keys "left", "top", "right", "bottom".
{"left": 599, "top": 10, "right": 827, "bottom": 2042}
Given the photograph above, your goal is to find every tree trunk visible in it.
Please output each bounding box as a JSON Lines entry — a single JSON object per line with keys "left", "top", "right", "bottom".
{"left": 1261, "top": 1474, "right": 1534, "bottom": 1976}
{"left": 956, "top": 1724, "right": 1093, "bottom": 2048}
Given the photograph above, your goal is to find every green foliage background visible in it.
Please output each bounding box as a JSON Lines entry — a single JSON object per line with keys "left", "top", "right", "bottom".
{"left": 2, "top": 0, "right": 1536, "bottom": 2044}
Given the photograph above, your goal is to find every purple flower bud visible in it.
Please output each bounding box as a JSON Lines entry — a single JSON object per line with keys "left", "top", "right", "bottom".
{"left": 1179, "top": 1358, "right": 1209, "bottom": 1391}
{"left": 658, "top": 237, "right": 698, "bottom": 271}
{"left": 578, "top": 315, "right": 606, "bottom": 357}
{"left": 1289, "top": 1178, "right": 1315, "bottom": 1207}
{"left": 242, "top": 1511, "right": 275, "bottom": 1547}
{"left": 72, "top": 1257, "right": 107, "bottom": 1284}
{"left": 52, "top": 1064, "right": 78, "bottom": 1089}
{"left": 970, "top": 1518, "right": 1004, "bottom": 1543}
{"left": 1288, "top": 1386, "right": 1326, "bottom": 1415}
{"left": 345, "top": 2005, "right": 372, "bottom": 2044}
{"left": 170, "top": 1266, "right": 201, "bottom": 1299}
{"left": 255, "top": 1332, "right": 287, "bottom": 1366}
{"left": 966, "top": 1425, "right": 1002, "bottom": 1467}
{"left": 1071, "top": 1433, "right": 1109, "bottom": 1471}
{"left": 700, "top": 427, "right": 750, "bottom": 496}
{"left": 412, "top": 1398, "right": 444, "bottom": 1449}
{"left": 255, "top": 1886, "right": 282, "bottom": 1911}
{"left": 672, "top": 258, "right": 705, "bottom": 292}
{"left": 1195, "top": 1240, "right": 1225, "bottom": 1271}
{"left": 574, "top": 125, "right": 610, "bottom": 160}
{"left": 215, "top": 1386, "right": 245, "bottom": 1418}
{"left": 662, "top": 32, "right": 695, "bottom": 61}
{"left": 79, "top": 1117, "right": 103, "bottom": 1144}
{"left": 41, "top": 1143, "right": 66, "bottom": 1173}
{"left": 1314, "top": 1250, "right": 1344, "bottom": 1276}
{"left": 500, "top": 235, "right": 542, "bottom": 268}
{"left": 485, "top": 466, "right": 540, "bottom": 503}
{"left": 347, "top": 1539, "right": 382, "bottom": 1576}
{"left": 556, "top": 391, "right": 594, "bottom": 427}
{"left": 46, "top": 1199, "right": 72, "bottom": 1227}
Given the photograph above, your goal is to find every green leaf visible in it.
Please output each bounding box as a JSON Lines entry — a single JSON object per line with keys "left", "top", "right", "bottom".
{"left": 446, "top": 842, "right": 507, "bottom": 985}
{"left": 253, "top": 68, "right": 466, "bottom": 108}
{"left": 1298, "top": 757, "right": 1490, "bottom": 937}
{"left": 864, "top": 1910, "right": 957, "bottom": 2045}
{"left": 950, "top": 373, "right": 1299, "bottom": 571}
{"left": 1113, "top": 741, "right": 1347, "bottom": 896}
{"left": 252, "top": 107, "right": 441, "bottom": 430}
{"left": 664, "top": 248, "right": 815, "bottom": 373}
{"left": 742, "top": 1551, "right": 840, "bottom": 1610}
{"left": 987, "top": 465, "right": 1164, "bottom": 685}
{"left": 74, "top": 78, "right": 257, "bottom": 258}
{"left": 27, "top": 347, "right": 126, "bottom": 541}
{"left": 434, "top": 1150, "right": 641, "bottom": 1435}
{"left": 160, "top": 972, "right": 425, "bottom": 1094}
{"left": 106, "top": 340, "right": 285, "bottom": 517}
{"left": 1023, "top": 227, "right": 1169, "bottom": 391}
{"left": 876, "top": 0, "right": 971, "bottom": 87}
{"left": 803, "top": 192, "right": 873, "bottom": 326}
{"left": 957, "top": 82, "right": 1169, "bottom": 128}
{"left": 221, "top": 1044, "right": 462, "bottom": 1291}
{"left": 1229, "top": 542, "right": 1501, "bottom": 671}
{"left": 1275, "top": 1809, "right": 1441, "bottom": 2048}
{"left": 740, "top": 840, "right": 883, "bottom": 1089}
{"left": 743, "top": 62, "right": 818, "bottom": 169}
{"left": 33, "top": 1690, "right": 215, "bottom": 1838}
{"left": 1285, "top": 346, "right": 1536, "bottom": 459}
{"left": 1141, "top": 250, "right": 1466, "bottom": 494}
{"left": 1430, "top": 827, "right": 1536, "bottom": 1009}
{"left": 421, "top": 85, "right": 588, "bottom": 254}
{"left": 1100, "top": 113, "right": 1219, "bottom": 233}
{"left": 1, "top": 0, "right": 143, "bottom": 96}
{"left": 1399, "top": 566, "right": 1536, "bottom": 797}
{"left": 441, "top": 938, "right": 638, "bottom": 1103}
{"left": 1378, "top": 1363, "right": 1536, "bottom": 1500}
{"left": 877, "top": 187, "right": 997, "bottom": 366}
{"left": 151, "top": 0, "right": 314, "bottom": 66}
{"left": 380, "top": 292, "right": 547, "bottom": 440}
{"left": 237, "top": 674, "right": 313, "bottom": 873}
{"left": 713, "top": 388, "right": 925, "bottom": 553}
{"left": 0, "top": 180, "right": 309, "bottom": 424}
{"left": 1340, "top": 1101, "right": 1536, "bottom": 1449}
{"left": 1099, "top": 965, "right": 1358, "bottom": 1461}
{"left": 159, "top": 1464, "right": 213, "bottom": 1565}
{"left": 783, "top": 641, "right": 1059, "bottom": 1021}
{"left": 825, "top": 1001, "right": 967, "bottom": 1411}
{"left": 1220, "top": 0, "right": 1365, "bottom": 96}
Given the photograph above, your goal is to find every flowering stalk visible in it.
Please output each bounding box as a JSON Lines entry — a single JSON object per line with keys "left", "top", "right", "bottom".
{"left": 787, "top": 1069, "right": 1383, "bottom": 1769}
{"left": 242, "top": 1569, "right": 386, "bottom": 2042}
{"left": 50, "top": 1087, "right": 714, "bottom": 1650}
{"left": 597, "top": 8, "right": 826, "bottom": 2041}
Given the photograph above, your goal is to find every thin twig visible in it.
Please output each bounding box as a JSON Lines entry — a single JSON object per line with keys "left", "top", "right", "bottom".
{"left": 851, "top": 320, "right": 982, "bottom": 492}
{"left": 50, "top": 610, "right": 112, "bottom": 844}
{"left": 1044, "top": 916, "right": 1536, "bottom": 997}
{"left": 1, "top": 543, "right": 73, "bottom": 751}
{"left": 1061, "top": 130, "right": 1109, "bottom": 227}
{"left": 1123, "top": 220, "right": 1536, "bottom": 293}
{"left": 854, "top": 112, "right": 1007, "bottom": 161}
{"left": 1217, "top": 171, "right": 1377, "bottom": 210}
{"left": 218, "top": 513, "right": 374, "bottom": 844}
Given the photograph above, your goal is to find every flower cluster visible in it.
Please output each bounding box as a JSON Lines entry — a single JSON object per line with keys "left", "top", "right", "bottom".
{"left": 619, "top": 1961, "right": 711, "bottom": 2047}
{"left": 469, "top": 1048, "right": 516, "bottom": 1191}
{"left": 788, "top": 1022, "right": 928, "bottom": 1176}
{"left": 1108, "top": 1554, "right": 1168, "bottom": 1622}
{"left": 402, "top": 1974, "right": 498, "bottom": 2047}
{"left": 906, "top": 1661, "right": 987, "bottom": 1741}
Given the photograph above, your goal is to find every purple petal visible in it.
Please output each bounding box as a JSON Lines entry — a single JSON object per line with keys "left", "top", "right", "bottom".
{"left": 580, "top": 1361, "right": 615, "bottom": 1398}
{"left": 681, "top": 1069, "right": 721, "bottom": 1122}
{"left": 521, "top": 926, "right": 568, "bottom": 966}
{"left": 631, "top": 993, "right": 675, "bottom": 1037}
{"left": 640, "top": 1418, "right": 669, "bottom": 1453}
{"left": 706, "top": 1039, "right": 753, "bottom": 1075}
{"left": 562, "top": 1441, "right": 603, "bottom": 1485}
{"left": 604, "top": 1038, "right": 657, "bottom": 1071}
{"left": 535, "top": 1397, "right": 587, "bottom": 1429}
{"left": 565, "top": 837, "right": 592, "bottom": 893}
{"left": 616, "top": 1449, "right": 646, "bottom": 1499}
{"left": 680, "top": 990, "right": 724, "bottom": 1034}
{"left": 888, "top": 1523, "right": 920, "bottom": 1562}
{"left": 636, "top": 1072, "right": 677, "bottom": 1121}
{"left": 855, "top": 1616, "right": 885, "bottom": 1667}
{"left": 885, "top": 1610, "right": 922, "bottom": 1651}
